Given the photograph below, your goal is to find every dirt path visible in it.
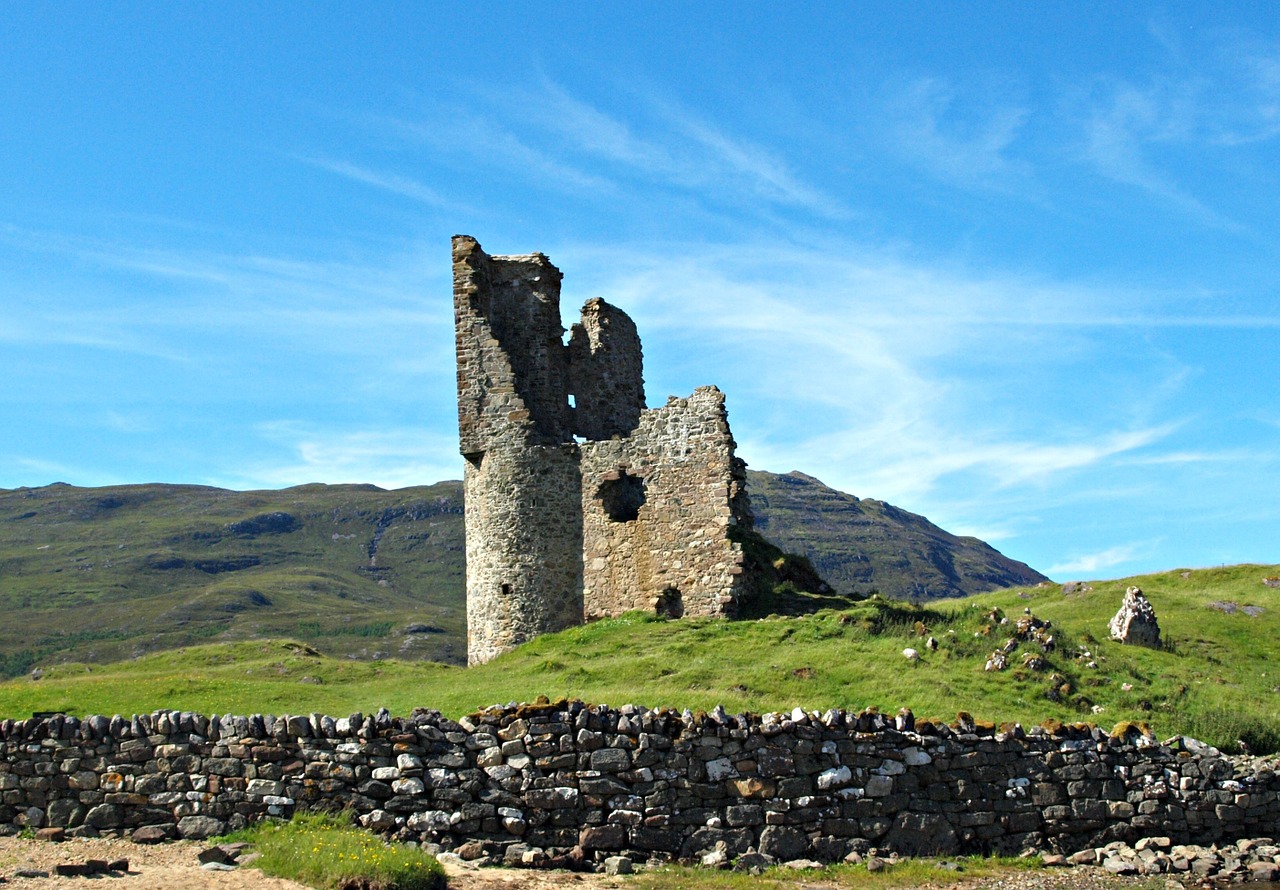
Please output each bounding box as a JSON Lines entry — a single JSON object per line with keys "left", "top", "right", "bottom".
{"left": 0, "top": 837, "right": 1152, "bottom": 890}
{"left": 0, "top": 837, "right": 624, "bottom": 890}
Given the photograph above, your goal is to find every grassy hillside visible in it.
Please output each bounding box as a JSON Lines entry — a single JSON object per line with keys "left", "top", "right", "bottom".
{"left": 749, "top": 470, "right": 1049, "bottom": 600}
{"left": 0, "top": 481, "right": 467, "bottom": 675}
{"left": 0, "top": 473, "right": 1046, "bottom": 676}
{"left": 4, "top": 563, "right": 1277, "bottom": 753}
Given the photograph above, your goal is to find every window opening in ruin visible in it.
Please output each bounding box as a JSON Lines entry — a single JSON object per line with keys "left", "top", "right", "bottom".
{"left": 595, "top": 468, "right": 646, "bottom": 522}
{"left": 501, "top": 583, "right": 512, "bottom": 596}
{"left": 463, "top": 451, "right": 484, "bottom": 469}
{"left": 655, "top": 587, "right": 684, "bottom": 619}
{"left": 567, "top": 394, "right": 576, "bottom": 408}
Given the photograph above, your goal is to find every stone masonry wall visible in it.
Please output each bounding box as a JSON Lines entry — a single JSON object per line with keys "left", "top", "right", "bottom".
{"left": 453, "top": 235, "right": 751, "bottom": 664}
{"left": 453, "top": 237, "right": 571, "bottom": 452}
{"left": 566, "top": 298, "right": 645, "bottom": 442}
{"left": 463, "top": 445, "right": 584, "bottom": 666}
{"left": 454, "top": 237, "right": 585, "bottom": 665}
{"left": 3, "top": 703, "right": 1278, "bottom": 866}
{"left": 580, "top": 387, "right": 752, "bottom": 620}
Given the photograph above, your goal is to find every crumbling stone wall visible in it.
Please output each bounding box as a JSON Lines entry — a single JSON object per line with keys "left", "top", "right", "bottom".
{"left": 453, "top": 239, "right": 584, "bottom": 664}
{"left": 567, "top": 298, "right": 645, "bottom": 442}
{"left": 3, "top": 704, "right": 1279, "bottom": 865}
{"left": 580, "top": 388, "right": 752, "bottom": 619}
{"left": 453, "top": 236, "right": 751, "bottom": 664}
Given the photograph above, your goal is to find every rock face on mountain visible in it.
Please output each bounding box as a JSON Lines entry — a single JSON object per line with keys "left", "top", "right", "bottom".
{"left": 747, "top": 470, "right": 1049, "bottom": 601}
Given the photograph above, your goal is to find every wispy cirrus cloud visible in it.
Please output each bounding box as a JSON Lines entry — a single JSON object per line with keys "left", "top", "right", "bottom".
{"left": 382, "top": 108, "right": 621, "bottom": 197}
{"left": 656, "top": 102, "right": 839, "bottom": 214}
{"left": 372, "top": 79, "right": 840, "bottom": 219}
{"left": 297, "top": 156, "right": 460, "bottom": 209}
{"left": 1078, "top": 79, "right": 1242, "bottom": 230}
{"left": 0, "top": 224, "right": 451, "bottom": 361}
{"left": 1047, "top": 543, "right": 1149, "bottom": 578}
{"left": 1074, "top": 33, "right": 1280, "bottom": 231}
{"left": 220, "top": 422, "right": 462, "bottom": 491}
{"left": 881, "top": 76, "right": 1036, "bottom": 194}
{"left": 573, "top": 240, "right": 1187, "bottom": 512}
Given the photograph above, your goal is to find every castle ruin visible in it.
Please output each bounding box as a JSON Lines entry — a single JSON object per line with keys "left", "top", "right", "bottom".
{"left": 452, "top": 236, "right": 753, "bottom": 664}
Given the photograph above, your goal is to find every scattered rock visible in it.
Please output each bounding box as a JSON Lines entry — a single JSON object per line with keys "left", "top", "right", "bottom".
{"left": 603, "top": 855, "right": 633, "bottom": 875}
{"left": 1109, "top": 585, "right": 1161, "bottom": 647}
{"left": 197, "top": 843, "right": 248, "bottom": 865}
{"left": 732, "top": 851, "right": 774, "bottom": 874}
{"left": 131, "top": 825, "right": 172, "bottom": 844}
{"left": 453, "top": 840, "right": 485, "bottom": 861}
{"left": 176, "top": 816, "right": 225, "bottom": 840}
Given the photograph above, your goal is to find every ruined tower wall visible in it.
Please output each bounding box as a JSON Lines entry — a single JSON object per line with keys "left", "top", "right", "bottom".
{"left": 453, "top": 237, "right": 571, "bottom": 453}
{"left": 567, "top": 298, "right": 645, "bottom": 441}
{"left": 454, "top": 235, "right": 753, "bottom": 663}
{"left": 453, "top": 237, "right": 584, "bottom": 665}
{"left": 580, "top": 386, "right": 753, "bottom": 620}
{"left": 463, "top": 445, "right": 583, "bottom": 665}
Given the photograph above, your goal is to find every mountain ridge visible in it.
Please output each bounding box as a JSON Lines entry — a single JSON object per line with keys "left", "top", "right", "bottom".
{"left": 0, "top": 471, "right": 1046, "bottom": 675}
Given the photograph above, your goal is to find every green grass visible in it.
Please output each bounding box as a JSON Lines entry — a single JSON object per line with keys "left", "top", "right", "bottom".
{"left": 225, "top": 812, "right": 444, "bottom": 890}
{"left": 3, "top": 563, "right": 1278, "bottom": 753}
{"left": 632, "top": 855, "right": 1049, "bottom": 889}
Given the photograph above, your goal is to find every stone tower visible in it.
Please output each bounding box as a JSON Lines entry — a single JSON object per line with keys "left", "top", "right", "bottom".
{"left": 453, "top": 235, "right": 752, "bottom": 665}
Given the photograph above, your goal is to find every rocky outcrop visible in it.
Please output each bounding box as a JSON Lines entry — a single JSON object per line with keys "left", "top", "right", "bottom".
{"left": 1108, "top": 586, "right": 1161, "bottom": 647}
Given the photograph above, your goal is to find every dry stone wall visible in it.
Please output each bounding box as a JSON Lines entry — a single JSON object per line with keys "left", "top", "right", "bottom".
{"left": 3, "top": 703, "right": 1279, "bottom": 866}
{"left": 452, "top": 236, "right": 751, "bottom": 664}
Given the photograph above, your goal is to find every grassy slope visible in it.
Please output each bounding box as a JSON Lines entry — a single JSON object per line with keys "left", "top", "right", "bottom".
{"left": 4, "top": 563, "right": 1277, "bottom": 752}
{"left": 0, "top": 481, "right": 467, "bottom": 673}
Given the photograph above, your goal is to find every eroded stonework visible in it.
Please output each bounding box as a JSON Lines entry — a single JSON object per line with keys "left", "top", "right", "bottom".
{"left": 453, "top": 236, "right": 752, "bottom": 664}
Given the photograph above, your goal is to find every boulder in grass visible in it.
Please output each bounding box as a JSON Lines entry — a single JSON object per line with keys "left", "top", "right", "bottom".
{"left": 1108, "top": 586, "right": 1161, "bottom": 647}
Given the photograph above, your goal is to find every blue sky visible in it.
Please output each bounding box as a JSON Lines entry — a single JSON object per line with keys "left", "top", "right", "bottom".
{"left": 2, "top": 3, "right": 1278, "bottom": 581}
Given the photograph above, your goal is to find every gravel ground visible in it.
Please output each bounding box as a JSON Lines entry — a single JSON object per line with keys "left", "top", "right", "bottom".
{"left": 0, "top": 837, "right": 1172, "bottom": 890}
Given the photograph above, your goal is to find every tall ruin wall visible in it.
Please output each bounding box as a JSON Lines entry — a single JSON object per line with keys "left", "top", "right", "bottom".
{"left": 580, "top": 387, "right": 752, "bottom": 619}
{"left": 452, "top": 236, "right": 751, "bottom": 664}
{"left": 3, "top": 704, "right": 1278, "bottom": 866}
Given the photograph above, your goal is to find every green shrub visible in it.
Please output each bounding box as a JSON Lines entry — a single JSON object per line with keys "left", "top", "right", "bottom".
{"left": 230, "top": 812, "right": 445, "bottom": 890}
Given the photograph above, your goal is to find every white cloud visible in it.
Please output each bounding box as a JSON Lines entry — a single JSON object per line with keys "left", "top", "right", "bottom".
{"left": 573, "top": 240, "right": 1187, "bottom": 513}
{"left": 1078, "top": 80, "right": 1238, "bottom": 229}
{"left": 383, "top": 108, "right": 621, "bottom": 197}
{"left": 219, "top": 423, "right": 463, "bottom": 491}
{"left": 883, "top": 76, "right": 1035, "bottom": 193}
{"left": 0, "top": 226, "right": 451, "bottom": 361}
{"left": 1047, "top": 544, "right": 1147, "bottom": 578}
{"left": 382, "top": 81, "right": 840, "bottom": 218}
{"left": 297, "top": 156, "right": 459, "bottom": 209}
{"left": 661, "top": 105, "right": 839, "bottom": 214}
